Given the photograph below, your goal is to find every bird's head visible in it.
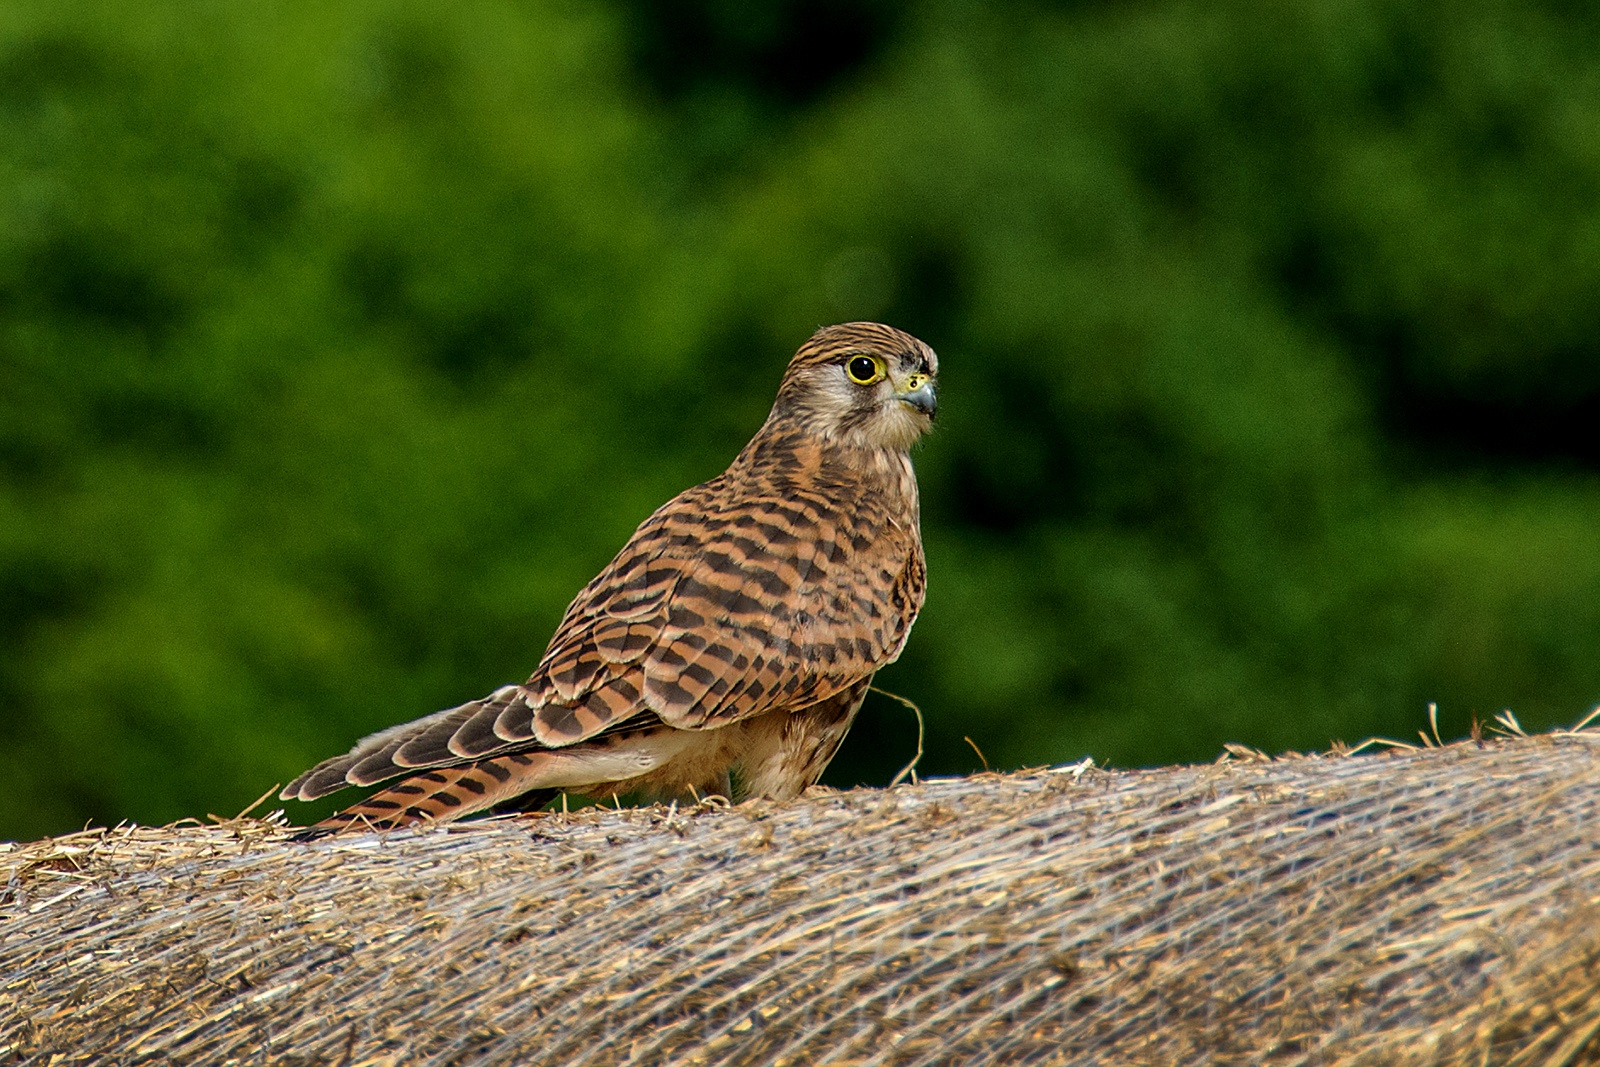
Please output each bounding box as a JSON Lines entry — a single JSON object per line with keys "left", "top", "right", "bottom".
{"left": 771, "top": 322, "right": 939, "bottom": 451}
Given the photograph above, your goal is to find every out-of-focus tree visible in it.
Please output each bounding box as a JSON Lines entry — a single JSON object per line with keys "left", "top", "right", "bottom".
{"left": 2, "top": 0, "right": 1597, "bottom": 839}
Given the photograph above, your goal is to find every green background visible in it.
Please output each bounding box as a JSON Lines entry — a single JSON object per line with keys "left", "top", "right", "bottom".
{"left": 4, "top": 0, "right": 1598, "bottom": 840}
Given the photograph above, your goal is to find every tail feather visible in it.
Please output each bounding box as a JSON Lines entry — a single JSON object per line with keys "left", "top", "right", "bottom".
{"left": 285, "top": 710, "right": 693, "bottom": 839}
{"left": 291, "top": 754, "right": 556, "bottom": 840}
{"left": 281, "top": 703, "right": 479, "bottom": 801}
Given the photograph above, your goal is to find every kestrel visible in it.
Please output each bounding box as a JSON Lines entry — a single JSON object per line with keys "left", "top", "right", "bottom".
{"left": 282, "top": 322, "right": 937, "bottom": 835}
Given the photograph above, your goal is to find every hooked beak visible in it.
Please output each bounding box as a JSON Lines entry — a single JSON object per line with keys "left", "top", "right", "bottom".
{"left": 896, "top": 380, "right": 937, "bottom": 420}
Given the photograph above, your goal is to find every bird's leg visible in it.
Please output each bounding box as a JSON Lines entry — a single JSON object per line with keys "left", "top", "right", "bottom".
{"left": 678, "top": 771, "right": 733, "bottom": 807}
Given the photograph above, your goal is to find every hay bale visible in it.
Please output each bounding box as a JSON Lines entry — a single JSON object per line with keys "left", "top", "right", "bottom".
{"left": 5, "top": 732, "right": 1600, "bottom": 1065}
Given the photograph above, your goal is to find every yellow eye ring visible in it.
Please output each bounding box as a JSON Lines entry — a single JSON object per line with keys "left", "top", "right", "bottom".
{"left": 846, "top": 355, "right": 885, "bottom": 385}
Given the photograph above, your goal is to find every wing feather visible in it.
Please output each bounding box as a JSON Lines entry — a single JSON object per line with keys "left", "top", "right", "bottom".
{"left": 284, "top": 449, "right": 925, "bottom": 801}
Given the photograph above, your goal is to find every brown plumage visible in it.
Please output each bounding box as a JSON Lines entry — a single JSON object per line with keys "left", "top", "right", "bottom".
{"left": 282, "top": 322, "right": 938, "bottom": 836}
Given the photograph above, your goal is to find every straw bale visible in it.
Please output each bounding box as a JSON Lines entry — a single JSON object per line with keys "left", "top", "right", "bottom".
{"left": 6, "top": 732, "right": 1600, "bottom": 1065}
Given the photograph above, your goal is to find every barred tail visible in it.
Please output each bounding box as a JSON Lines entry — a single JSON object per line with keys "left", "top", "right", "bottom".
{"left": 292, "top": 754, "right": 558, "bottom": 840}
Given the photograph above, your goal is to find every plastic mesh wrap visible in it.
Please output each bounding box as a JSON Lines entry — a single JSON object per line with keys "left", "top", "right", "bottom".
{"left": 6, "top": 733, "right": 1600, "bottom": 1065}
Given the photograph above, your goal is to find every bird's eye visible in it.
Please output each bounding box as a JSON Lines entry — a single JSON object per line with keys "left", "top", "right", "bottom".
{"left": 846, "top": 355, "right": 884, "bottom": 385}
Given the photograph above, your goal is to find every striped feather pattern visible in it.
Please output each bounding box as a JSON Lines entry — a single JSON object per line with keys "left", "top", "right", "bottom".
{"left": 283, "top": 322, "right": 936, "bottom": 833}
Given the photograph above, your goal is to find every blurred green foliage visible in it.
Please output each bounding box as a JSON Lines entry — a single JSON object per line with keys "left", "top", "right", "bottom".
{"left": 3, "top": 0, "right": 1599, "bottom": 840}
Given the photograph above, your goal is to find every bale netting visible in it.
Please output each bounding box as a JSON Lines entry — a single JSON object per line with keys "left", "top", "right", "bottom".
{"left": 7, "top": 730, "right": 1600, "bottom": 1066}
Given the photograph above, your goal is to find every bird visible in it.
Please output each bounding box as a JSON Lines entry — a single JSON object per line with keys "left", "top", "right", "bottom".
{"left": 281, "top": 321, "right": 937, "bottom": 836}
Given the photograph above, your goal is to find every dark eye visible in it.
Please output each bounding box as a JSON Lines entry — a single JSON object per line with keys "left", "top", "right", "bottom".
{"left": 846, "top": 355, "right": 883, "bottom": 385}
